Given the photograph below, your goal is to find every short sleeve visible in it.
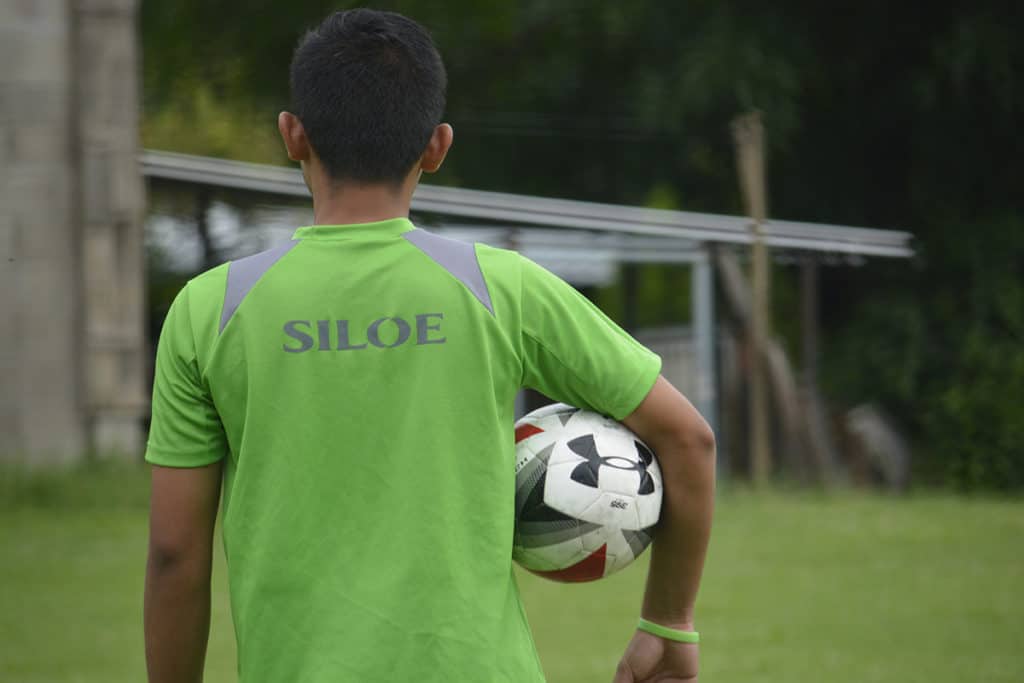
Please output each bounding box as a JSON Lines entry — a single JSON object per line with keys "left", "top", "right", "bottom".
{"left": 145, "top": 286, "right": 228, "bottom": 467}
{"left": 519, "top": 256, "right": 662, "bottom": 420}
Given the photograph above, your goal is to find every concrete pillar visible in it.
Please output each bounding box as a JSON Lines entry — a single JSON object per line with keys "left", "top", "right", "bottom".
{"left": 0, "top": 1, "right": 84, "bottom": 463}
{"left": 77, "top": 0, "right": 146, "bottom": 455}
{"left": 0, "top": 0, "right": 145, "bottom": 463}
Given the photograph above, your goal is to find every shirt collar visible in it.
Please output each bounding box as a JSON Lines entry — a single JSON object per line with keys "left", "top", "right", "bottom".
{"left": 292, "top": 217, "right": 415, "bottom": 241}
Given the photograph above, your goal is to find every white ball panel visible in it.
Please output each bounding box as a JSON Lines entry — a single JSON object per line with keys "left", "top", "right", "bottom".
{"left": 545, "top": 439, "right": 585, "bottom": 468}
{"left": 600, "top": 551, "right": 618, "bottom": 578}
{"left": 513, "top": 534, "right": 587, "bottom": 571}
{"left": 596, "top": 465, "right": 644, "bottom": 497}
{"left": 579, "top": 526, "right": 612, "bottom": 554}
{"left": 541, "top": 462, "right": 604, "bottom": 519}
{"left": 634, "top": 490, "right": 662, "bottom": 528}
{"left": 602, "top": 534, "right": 624, "bottom": 575}
{"left": 577, "top": 490, "right": 643, "bottom": 529}
{"left": 594, "top": 426, "right": 636, "bottom": 454}
{"left": 602, "top": 533, "right": 634, "bottom": 575}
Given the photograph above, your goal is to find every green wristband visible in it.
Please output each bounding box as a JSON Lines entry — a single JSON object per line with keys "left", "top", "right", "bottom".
{"left": 637, "top": 618, "right": 700, "bottom": 643}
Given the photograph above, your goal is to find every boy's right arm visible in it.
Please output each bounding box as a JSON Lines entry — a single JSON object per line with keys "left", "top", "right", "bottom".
{"left": 615, "top": 376, "right": 716, "bottom": 682}
{"left": 513, "top": 254, "right": 715, "bottom": 680}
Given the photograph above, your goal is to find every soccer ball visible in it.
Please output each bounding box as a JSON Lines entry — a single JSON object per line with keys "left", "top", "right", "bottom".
{"left": 513, "top": 403, "right": 662, "bottom": 582}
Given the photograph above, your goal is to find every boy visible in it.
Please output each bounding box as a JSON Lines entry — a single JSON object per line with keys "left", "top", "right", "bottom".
{"left": 144, "top": 9, "right": 714, "bottom": 682}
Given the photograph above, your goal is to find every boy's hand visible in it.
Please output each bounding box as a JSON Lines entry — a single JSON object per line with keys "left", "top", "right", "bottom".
{"left": 612, "top": 630, "right": 699, "bottom": 682}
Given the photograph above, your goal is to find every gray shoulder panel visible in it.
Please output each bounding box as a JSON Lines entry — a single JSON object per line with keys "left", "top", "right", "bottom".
{"left": 402, "top": 229, "right": 494, "bottom": 315}
{"left": 219, "top": 240, "right": 300, "bottom": 333}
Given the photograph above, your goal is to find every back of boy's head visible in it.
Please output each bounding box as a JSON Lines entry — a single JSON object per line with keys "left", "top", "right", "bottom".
{"left": 289, "top": 9, "right": 447, "bottom": 185}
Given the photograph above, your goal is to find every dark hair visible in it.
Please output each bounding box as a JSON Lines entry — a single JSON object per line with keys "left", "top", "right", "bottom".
{"left": 289, "top": 9, "right": 447, "bottom": 184}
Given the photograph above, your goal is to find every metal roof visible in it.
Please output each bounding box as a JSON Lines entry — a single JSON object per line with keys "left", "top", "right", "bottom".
{"left": 141, "top": 150, "right": 913, "bottom": 258}
{"left": 425, "top": 226, "right": 708, "bottom": 287}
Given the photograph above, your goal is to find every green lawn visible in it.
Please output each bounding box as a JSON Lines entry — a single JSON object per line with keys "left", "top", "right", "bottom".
{"left": 1, "top": 464, "right": 1021, "bottom": 682}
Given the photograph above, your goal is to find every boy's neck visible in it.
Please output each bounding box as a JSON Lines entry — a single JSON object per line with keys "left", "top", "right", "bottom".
{"left": 309, "top": 170, "right": 418, "bottom": 226}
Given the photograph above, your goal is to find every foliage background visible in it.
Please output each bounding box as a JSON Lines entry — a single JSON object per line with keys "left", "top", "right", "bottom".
{"left": 141, "top": 0, "right": 1024, "bottom": 490}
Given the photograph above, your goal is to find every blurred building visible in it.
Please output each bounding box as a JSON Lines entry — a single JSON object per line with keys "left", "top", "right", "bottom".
{"left": 1, "top": 0, "right": 146, "bottom": 462}
{"left": 1, "top": 1, "right": 913, "bottom": 474}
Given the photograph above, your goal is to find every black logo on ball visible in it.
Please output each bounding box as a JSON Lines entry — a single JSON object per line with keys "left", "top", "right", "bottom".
{"left": 566, "top": 434, "right": 655, "bottom": 495}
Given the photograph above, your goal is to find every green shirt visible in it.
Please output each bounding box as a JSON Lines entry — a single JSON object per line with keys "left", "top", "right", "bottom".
{"left": 146, "top": 217, "right": 661, "bottom": 682}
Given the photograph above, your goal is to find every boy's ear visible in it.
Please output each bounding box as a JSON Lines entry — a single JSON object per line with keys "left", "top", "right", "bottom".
{"left": 278, "top": 112, "right": 311, "bottom": 162}
{"left": 420, "top": 123, "right": 453, "bottom": 174}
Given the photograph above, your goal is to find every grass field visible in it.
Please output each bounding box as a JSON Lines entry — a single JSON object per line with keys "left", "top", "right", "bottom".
{"left": 1, "top": 463, "right": 1022, "bottom": 682}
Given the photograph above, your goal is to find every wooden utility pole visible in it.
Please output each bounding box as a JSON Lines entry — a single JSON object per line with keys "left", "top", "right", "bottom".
{"left": 732, "top": 112, "right": 772, "bottom": 484}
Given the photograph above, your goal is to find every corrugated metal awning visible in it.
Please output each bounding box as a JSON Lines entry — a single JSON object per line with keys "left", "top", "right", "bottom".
{"left": 141, "top": 150, "right": 913, "bottom": 258}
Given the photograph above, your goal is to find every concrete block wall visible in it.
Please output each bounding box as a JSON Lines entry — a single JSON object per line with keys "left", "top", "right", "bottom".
{"left": 77, "top": 0, "right": 147, "bottom": 455}
{"left": 0, "top": 0, "right": 145, "bottom": 463}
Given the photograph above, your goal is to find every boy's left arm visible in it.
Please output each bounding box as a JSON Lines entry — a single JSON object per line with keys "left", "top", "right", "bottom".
{"left": 144, "top": 462, "right": 223, "bottom": 683}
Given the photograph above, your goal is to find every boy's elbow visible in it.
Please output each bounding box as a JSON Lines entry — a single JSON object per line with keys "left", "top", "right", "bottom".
{"left": 659, "top": 418, "right": 716, "bottom": 495}
{"left": 668, "top": 414, "right": 716, "bottom": 459}
{"left": 147, "top": 538, "right": 209, "bottom": 584}
{"left": 689, "top": 418, "right": 716, "bottom": 457}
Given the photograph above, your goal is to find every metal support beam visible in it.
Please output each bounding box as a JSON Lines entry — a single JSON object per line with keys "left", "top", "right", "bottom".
{"left": 691, "top": 250, "right": 717, "bottom": 441}
{"left": 801, "top": 258, "right": 820, "bottom": 384}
